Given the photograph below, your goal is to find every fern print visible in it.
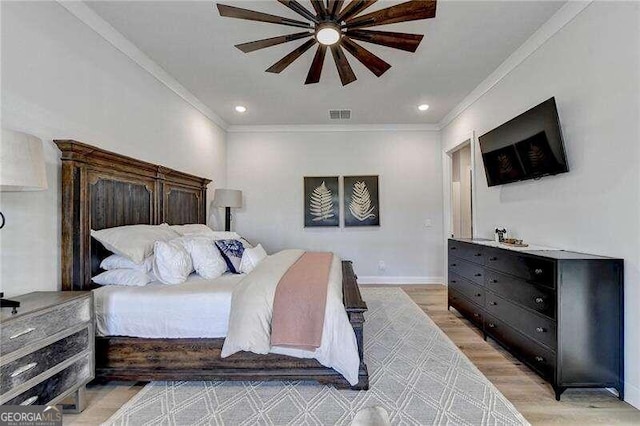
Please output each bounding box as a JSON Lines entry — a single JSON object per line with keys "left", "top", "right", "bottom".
{"left": 528, "top": 144, "right": 546, "bottom": 170}
{"left": 309, "top": 181, "right": 335, "bottom": 221}
{"left": 349, "top": 181, "right": 376, "bottom": 221}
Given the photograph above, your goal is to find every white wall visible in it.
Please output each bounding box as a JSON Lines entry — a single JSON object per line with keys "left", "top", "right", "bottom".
{"left": 227, "top": 129, "right": 443, "bottom": 283}
{"left": 441, "top": 2, "right": 640, "bottom": 408}
{"left": 0, "top": 2, "right": 226, "bottom": 297}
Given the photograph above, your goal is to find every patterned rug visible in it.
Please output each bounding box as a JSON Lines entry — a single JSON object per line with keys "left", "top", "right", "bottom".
{"left": 103, "top": 288, "right": 528, "bottom": 425}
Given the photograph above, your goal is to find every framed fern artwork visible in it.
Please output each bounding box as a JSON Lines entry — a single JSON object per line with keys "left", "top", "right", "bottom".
{"left": 344, "top": 175, "right": 380, "bottom": 227}
{"left": 304, "top": 176, "right": 340, "bottom": 227}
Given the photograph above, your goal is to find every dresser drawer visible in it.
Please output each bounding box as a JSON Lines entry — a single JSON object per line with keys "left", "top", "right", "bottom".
{"left": 0, "top": 328, "right": 90, "bottom": 396}
{"left": 485, "top": 292, "right": 557, "bottom": 349}
{"left": 449, "top": 258, "right": 485, "bottom": 286}
{"left": 0, "top": 298, "right": 91, "bottom": 356}
{"left": 484, "top": 314, "right": 556, "bottom": 381}
{"left": 2, "top": 354, "right": 91, "bottom": 406}
{"left": 485, "top": 248, "right": 555, "bottom": 288}
{"left": 449, "top": 288, "right": 484, "bottom": 328}
{"left": 448, "top": 241, "right": 485, "bottom": 265}
{"left": 485, "top": 270, "right": 555, "bottom": 319}
{"left": 449, "top": 273, "right": 485, "bottom": 306}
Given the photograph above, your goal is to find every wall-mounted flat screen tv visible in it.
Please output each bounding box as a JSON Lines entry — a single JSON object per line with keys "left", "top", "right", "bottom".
{"left": 479, "top": 97, "right": 569, "bottom": 187}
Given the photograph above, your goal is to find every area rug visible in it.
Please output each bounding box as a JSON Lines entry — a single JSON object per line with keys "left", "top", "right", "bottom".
{"left": 103, "top": 288, "right": 529, "bottom": 425}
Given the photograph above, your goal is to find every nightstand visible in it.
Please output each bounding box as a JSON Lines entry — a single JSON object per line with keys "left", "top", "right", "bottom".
{"left": 0, "top": 292, "right": 94, "bottom": 412}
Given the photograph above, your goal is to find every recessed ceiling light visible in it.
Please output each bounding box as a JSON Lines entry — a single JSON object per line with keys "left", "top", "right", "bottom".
{"left": 418, "top": 104, "right": 430, "bottom": 111}
{"left": 235, "top": 105, "right": 247, "bottom": 113}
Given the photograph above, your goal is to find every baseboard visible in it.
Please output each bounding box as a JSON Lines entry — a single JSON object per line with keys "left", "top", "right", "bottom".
{"left": 624, "top": 380, "right": 640, "bottom": 410}
{"left": 356, "top": 276, "right": 445, "bottom": 285}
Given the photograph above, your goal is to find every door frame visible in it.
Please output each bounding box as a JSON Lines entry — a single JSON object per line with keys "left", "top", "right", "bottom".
{"left": 442, "top": 131, "right": 478, "bottom": 285}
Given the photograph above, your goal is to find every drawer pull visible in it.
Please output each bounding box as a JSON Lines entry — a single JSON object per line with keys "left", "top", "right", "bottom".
{"left": 475, "top": 293, "right": 482, "bottom": 297}
{"left": 534, "top": 356, "right": 545, "bottom": 363}
{"left": 489, "top": 301, "right": 497, "bottom": 306}
{"left": 489, "top": 257, "right": 498, "bottom": 261}
{"left": 450, "top": 247, "right": 457, "bottom": 250}
{"left": 9, "top": 328, "right": 35, "bottom": 340}
{"left": 473, "top": 313, "right": 480, "bottom": 318}
{"left": 474, "top": 273, "right": 482, "bottom": 277}
{"left": 20, "top": 396, "right": 38, "bottom": 406}
{"left": 490, "top": 279, "right": 498, "bottom": 283}
{"left": 474, "top": 253, "right": 482, "bottom": 257}
{"left": 487, "top": 323, "right": 496, "bottom": 328}
{"left": 535, "top": 327, "right": 546, "bottom": 333}
{"left": 534, "top": 268, "right": 543, "bottom": 275}
{"left": 451, "top": 280, "right": 457, "bottom": 284}
{"left": 10, "top": 362, "right": 38, "bottom": 378}
{"left": 451, "top": 263, "right": 457, "bottom": 267}
{"left": 534, "top": 297, "right": 545, "bottom": 304}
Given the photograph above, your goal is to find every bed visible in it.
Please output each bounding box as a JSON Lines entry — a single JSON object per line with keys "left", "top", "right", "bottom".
{"left": 55, "top": 140, "right": 369, "bottom": 389}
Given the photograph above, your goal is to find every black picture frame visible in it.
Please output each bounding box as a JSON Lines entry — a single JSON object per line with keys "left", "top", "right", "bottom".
{"left": 344, "top": 175, "right": 380, "bottom": 227}
{"left": 304, "top": 176, "right": 339, "bottom": 227}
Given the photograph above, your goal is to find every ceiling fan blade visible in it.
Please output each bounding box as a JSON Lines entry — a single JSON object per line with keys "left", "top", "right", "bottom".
{"left": 305, "top": 44, "right": 328, "bottom": 84}
{"left": 346, "top": 29, "right": 423, "bottom": 52}
{"left": 217, "top": 4, "right": 311, "bottom": 29}
{"left": 340, "top": 37, "right": 390, "bottom": 77}
{"left": 337, "top": 0, "right": 377, "bottom": 22}
{"left": 345, "top": 0, "right": 436, "bottom": 29}
{"left": 236, "top": 32, "right": 313, "bottom": 53}
{"left": 276, "top": 0, "right": 318, "bottom": 23}
{"left": 327, "top": 0, "right": 345, "bottom": 18}
{"left": 310, "top": 0, "right": 327, "bottom": 19}
{"left": 266, "top": 39, "right": 317, "bottom": 73}
{"left": 330, "top": 44, "right": 357, "bottom": 86}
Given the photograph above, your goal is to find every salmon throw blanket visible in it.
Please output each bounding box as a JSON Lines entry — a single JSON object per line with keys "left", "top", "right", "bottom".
{"left": 270, "top": 252, "right": 333, "bottom": 351}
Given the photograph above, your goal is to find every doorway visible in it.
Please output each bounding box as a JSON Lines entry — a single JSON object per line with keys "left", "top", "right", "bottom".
{"left": 451, "top": 145, "right": 473, "bottom": 238}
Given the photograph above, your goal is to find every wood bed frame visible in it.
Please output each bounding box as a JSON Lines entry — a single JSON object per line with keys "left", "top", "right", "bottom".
{"left": 55, "top": 140, "right": 369, "bottom": 390}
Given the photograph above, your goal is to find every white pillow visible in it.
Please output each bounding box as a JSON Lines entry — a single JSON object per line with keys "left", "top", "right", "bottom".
{"left": 153, "top": 240, "right": 193, "bottom": 285}
{"left": 170, "top": 224, "right": 215, "bottom": 237}
{"left": 181, "top": 237, "right": 227, "bottom": 279}
{"left": 210, "top": 231, "right": 241, "bottom": 240}
{"left": 100, "top": 254, "right": 153, "bottom": 272}
{"left": 91, "top": 224, "right": 179, "bottom": 264}
{"left": 239, "top": 244, "right": 268, "bottom": 274}
{"left": 92, "top": 269, "right": 153, "bottom": 287}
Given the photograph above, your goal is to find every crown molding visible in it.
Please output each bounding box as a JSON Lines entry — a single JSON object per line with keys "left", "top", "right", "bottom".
{"left": 57, "top": 0, "right": 228, "bottom": 131}
{"left": 227, "top": 123, "right": 441, "bottom": 133}
{"left": 438, "top": 0, "right": 593, "bottom": 129}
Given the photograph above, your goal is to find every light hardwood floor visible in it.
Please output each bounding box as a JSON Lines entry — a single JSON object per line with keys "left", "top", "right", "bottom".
{"left": 64, "top": 285, "right": 639, "bottom": 425}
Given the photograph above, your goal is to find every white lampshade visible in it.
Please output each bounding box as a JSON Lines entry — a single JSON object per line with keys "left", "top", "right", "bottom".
{"left": 211, "top": 189, "right": 242, "bottom": 208}
{"left": 1, "top": 129, "right": 48, "bottom": 191}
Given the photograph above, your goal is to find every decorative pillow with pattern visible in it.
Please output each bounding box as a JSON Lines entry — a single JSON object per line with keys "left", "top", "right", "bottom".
{"left": 215, "top": 239, "right": 246, "bottom": 274}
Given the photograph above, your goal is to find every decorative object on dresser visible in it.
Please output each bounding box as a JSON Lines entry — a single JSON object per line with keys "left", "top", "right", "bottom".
{"left": 344, "top": 175, "right": 380, "bottom": 227}
{"left": 210, "top": 189, "right": 243, "bottom": 231}
{"left": 304, "top": 176, "right": 340, "bottom": 228}
{"left": 55, "top": 140, "right": 369, "bottom": 389}
{"left": 0, "top": 292, "right": 94, "bottom": 412}
{"left": 447, "top": 238, "right": 624, "bottom": 401}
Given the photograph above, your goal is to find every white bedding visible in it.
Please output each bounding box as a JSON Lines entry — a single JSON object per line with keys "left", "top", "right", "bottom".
{"left": 93, "top": 250, "right": 360, "bottom": 386}
{"left": 94, "top": 273, "right": 244, "bottom": 338}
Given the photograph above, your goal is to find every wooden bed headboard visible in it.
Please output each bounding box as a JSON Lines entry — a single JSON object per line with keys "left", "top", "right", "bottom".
{"left": 55, "top": 140, "right": 211, "bottom": 291}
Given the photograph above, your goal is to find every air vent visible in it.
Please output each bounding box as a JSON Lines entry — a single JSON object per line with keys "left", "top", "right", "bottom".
{"left": 329, "top": 109, "right": 351, "bottom": 120}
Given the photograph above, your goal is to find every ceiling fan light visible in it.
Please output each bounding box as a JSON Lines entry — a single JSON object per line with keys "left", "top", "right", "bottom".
{"left": 316, "top": 25, "right": 341, "bottom": 46}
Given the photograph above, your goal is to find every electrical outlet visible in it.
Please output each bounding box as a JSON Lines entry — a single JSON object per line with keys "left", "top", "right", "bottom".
{"left": 425, "top": 219, "right": 432, "bottom": 228}
{"left": 378, "top": 260, "right": 386, "bottom": 271}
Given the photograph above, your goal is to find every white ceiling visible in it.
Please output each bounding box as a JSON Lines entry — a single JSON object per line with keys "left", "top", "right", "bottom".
{"left": 85, "top": 0, "right": 565, "bottom": 125}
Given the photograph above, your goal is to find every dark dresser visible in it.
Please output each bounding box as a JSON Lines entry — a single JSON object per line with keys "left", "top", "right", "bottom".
{"left": 447, "top": 238, "right": 623, "bottom": 400}
{"left": 0, "top": 292, "right": 94, "bottom": 411}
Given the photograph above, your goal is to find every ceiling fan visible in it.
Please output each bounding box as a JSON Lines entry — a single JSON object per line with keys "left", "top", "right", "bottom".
{"left": 216, "top": 0, "right": 437, "bottom": 86}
